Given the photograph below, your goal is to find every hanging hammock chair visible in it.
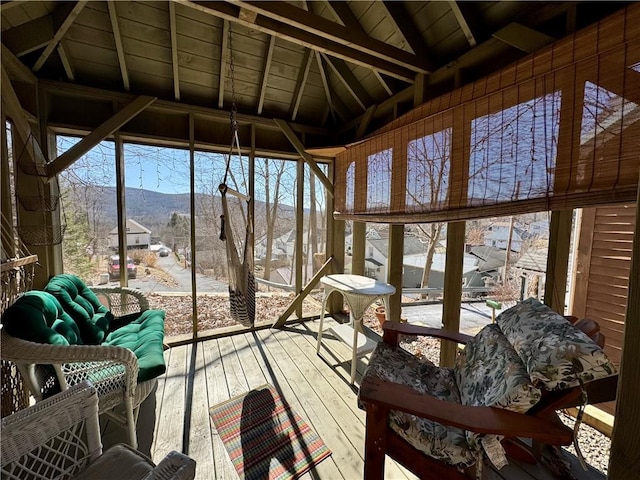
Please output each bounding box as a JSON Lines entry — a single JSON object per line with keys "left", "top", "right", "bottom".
{"left": 218, "top": 102, "right": 255, "bottom": 327}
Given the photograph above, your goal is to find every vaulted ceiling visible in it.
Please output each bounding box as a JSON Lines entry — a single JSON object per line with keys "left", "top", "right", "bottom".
{"left": 1, "top": 1, "right": 629, "bottom": 149}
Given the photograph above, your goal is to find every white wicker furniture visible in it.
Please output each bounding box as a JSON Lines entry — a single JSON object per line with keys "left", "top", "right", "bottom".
{"left": 0, "top": 286, "right": 158, "bottom": 449}
{"left": 316, "top": 274, "right": 395, "bottom": 384}
{"left": 1, "top": 381, "right": 196, "bottom": 480}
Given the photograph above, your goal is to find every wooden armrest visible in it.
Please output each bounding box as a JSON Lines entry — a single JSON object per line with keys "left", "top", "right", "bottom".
{"left": 381, "top": 321, "right": 474, "bottom": 346}
{"left": 359, "top": 376, "right": 573, "bottom": 445}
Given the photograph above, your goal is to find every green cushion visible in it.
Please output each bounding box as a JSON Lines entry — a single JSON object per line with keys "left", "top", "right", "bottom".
{"left": 45, "top": 274, "right": 113, "bottom": 344}
{"left": 1, "top": 291, "right": 82, "bottom": 345}
{"left": 103, "top": 309, "right": 166, "bottom": 382}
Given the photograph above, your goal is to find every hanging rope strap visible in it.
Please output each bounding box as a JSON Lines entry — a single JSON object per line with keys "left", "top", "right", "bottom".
{"left": 218, "top": 23, "right": 255, "bottom": 328}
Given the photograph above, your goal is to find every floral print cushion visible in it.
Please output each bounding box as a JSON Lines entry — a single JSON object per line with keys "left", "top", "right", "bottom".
{"left": 363, "top": 343, "right": 477, "bottom": 467}
{"left": 455, "top": 324, "right": 542, "bottom": 458}
{"left": 455, "top": 324, "right": 541, "bottom": 412}
{"left": 497, "top": 297, "right": 617, "bottom": 391}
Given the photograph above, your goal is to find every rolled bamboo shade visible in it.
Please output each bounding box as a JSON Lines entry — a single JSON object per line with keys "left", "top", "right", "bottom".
{"left": 335, "top": 5, "right": 640, "bottom": 224}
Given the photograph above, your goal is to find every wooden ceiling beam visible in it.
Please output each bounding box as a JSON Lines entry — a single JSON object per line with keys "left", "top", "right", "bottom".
{"left": 381, "top": 1, "right": 433, "bottom": 62}
{"left": 218, "top": 19, "right": 229, "bottom": 109}
{"left": 39, "top": 78, "right": 330, "bottom": 136}
{"left": 48, "top": 95, "right": 157, "bottom": 177}
{"left": 374, "top": 71, "right": 394, "bottom": 97}
{"left": 226, "top": 0, "right": 433, "bottom": 73}
{"left": 355, "top": 104, "right": 377, "bottom": 140}
{"left": 273, "top": 118, "right": 333, "bottom": 196}
{"left": 56, "top": 43, "right": 75, "bottom": 81}
{"left": 325, "top": 1, "right": 364, "bottom": 32}
{"left": 257, "top": 36, "right": 275, "bottom": 115}
{"left": 1, "top": 43, "right": 37, "bottom": 84}
{"left": 107, "top": 1, "right": 130, "bottom": 92}
{"left": 0, "top": 66, "right": 47, "bottom": 165}
{"left": 1, "top": 16, "right": 54, "bottom": 57}
{"left": 315, "top": 51, "right": 336, "bottom": 124}
{"left": 322, "top": 54, "right": 370, "bottom": 111}
{"left": 33, "top": 0, "right": 87, "bottom": 72}
{"left": 448, "top": 1, "right": 477, "bottom": 47}
{"left": 169, "top": 1, "right": 181, "bottom": 101}
{"left": 289, "top": 48, "right": 312, "bottom": 121}
{"left": 181, "top": 1, "right": 416, "bottom": 83}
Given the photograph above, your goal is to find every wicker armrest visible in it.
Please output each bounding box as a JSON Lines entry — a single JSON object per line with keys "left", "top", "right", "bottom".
{"left": 144, "top": 451, "right": 196, "bottom": 480}
{"left": 381, "top": 321, "right": 474, "bottom": 347}
{"left": 90, "top": 286, "right": 150, "bottom": 316}
{"left": 0, "top": 329, "right": 139, "bottom": 396}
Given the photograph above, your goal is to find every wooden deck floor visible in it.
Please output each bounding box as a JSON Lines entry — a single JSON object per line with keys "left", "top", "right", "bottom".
{"left": 151, "top": 318, "right": 605, "bottom": 480}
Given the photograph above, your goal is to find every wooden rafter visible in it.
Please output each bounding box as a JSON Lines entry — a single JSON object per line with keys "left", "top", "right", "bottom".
{"left": 169, "top": 1, "right": 180, "bottom": 101}
{"left": 374, "top": 71, "right": 394, "bottom": 97}
{"left": 315, "top": 51, "right": 336, "bottom": 123}
{"left": 289, "top": 48, "right": 312, "bottom": 121}
{"left": 273, "top": 118, "right": 333, "bottom": 196}
{"left": 257, "top": 36, "right": 275, "bottom": 115}
{"left": 218, "top": 19, "right": 229, "bottom": 109}
{"left": 355, "top": 104, "right": 377, "bottom": 140}
{"left": 56, "top": 42, "right": 75, "bottom": 81}
{"left": 325, "top": 1, "right": 364, "bottom": 31}
{"left": 381, "top": 1, "right": 431, "bottom": 60}
{"left": 48, "top": 95, "right": 157, "bottom": 177}
{"left": 1, "top": 43, "right": 37, "bottom": 84}
{"left": 107, "top": 1, "right": 130, "bottom": 92}
{"left": 33, "top": 0, "right": 87, "bottom": 72}
{"left": 448, "top": 1, "right": 477, "bottom": 47}
{"left": 322, "top": 54, "right": 371, "bottom": 111}
{"left": 226, "top": 0, "right": 433, "bottom": 73}
{"left": 0, "top": 66, "right": 47, "bottom": 165}
{"left": 181, "top": 0, "right": 416, "bottom": 82}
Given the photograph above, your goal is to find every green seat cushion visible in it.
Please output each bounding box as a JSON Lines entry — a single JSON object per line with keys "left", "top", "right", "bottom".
{"left": 1, "top": 291, "right": 82, "bottom": 345}
{"left": 45, "top": 274, "right": 113, "bottom": 344}
{"left": 103, "top": 309, "right": 166, "bottom": 382}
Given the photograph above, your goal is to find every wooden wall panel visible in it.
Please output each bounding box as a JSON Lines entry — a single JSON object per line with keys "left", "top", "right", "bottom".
{"left": 572, "top": 203, "right": 636, "bottom": 415}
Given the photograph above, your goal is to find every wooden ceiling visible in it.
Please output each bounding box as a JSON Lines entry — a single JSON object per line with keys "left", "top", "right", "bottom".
{"left": 0, "top": 1, "right": 629, "bottom": 149}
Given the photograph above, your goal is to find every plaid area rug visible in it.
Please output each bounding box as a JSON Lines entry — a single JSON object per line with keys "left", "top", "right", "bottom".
{"left": 210, "top": 384, "right": 332, "bottom": 480}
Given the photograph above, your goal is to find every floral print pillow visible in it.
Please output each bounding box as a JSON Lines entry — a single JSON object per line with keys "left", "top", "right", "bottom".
{"left": 497, "top": 297, "right": 617, "bottom": 391}
{"left": 455, "top": 324, "right": 541, "bottom": 412}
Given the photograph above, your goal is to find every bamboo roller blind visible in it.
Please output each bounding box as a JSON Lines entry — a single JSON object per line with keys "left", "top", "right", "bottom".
{"left": 335, "top": 5, "right": 640, "bottom": 224}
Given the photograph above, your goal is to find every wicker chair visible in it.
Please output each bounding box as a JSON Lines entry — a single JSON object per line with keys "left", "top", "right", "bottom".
{"left": 0, "top": 285, "right": 162, "bottom": 449}
{"left": 1, "top": 381, "right": 196, "bottom": 480}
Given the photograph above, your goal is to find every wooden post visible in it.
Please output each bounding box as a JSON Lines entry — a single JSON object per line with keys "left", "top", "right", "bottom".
{"left": 351, "top": 221, "right": 365, "bottom": 275}
{"left": 326, "top": 160, "right": 344, "bottom": 314}
{"left": 387, "top": 225, "right": 404, "bottom": 322}
{"left": 544, "top": 209, "right": 573, "bottom": 313}
{"left": 189, "top": 113, "right": 197, "bottom": 338}
{"left": 296, "top": 158, "right": 304, "bottom": 319}
{"left": 1, "top": 112, "right": 14, "bottom": 258}
{"left": 441, "top": 221, "right": 465, "bottom": 367}
{"left": 608, "top": 182, "right": 640, "bottom": 479}
{"left": 114, "top": 130, "right": 127, "bottom": 286}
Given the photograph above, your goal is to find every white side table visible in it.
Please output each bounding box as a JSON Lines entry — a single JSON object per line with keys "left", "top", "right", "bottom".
{"left": 316, "top": 274, "right": 396, "bottom": 384}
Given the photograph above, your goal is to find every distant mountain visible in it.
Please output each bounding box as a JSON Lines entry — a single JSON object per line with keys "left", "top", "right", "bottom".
{"left": 64, "top": 184, "right": 297, "bottom": 235}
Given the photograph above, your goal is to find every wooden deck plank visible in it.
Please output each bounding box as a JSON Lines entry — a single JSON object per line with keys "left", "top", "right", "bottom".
{"left": 275, "top": 324, "right": 416, "bottom": 480}
{"left": 253, "top": 328, "right": 345, "bottom": 478}
{"left": 202, "top": 338, "right": 236, "bottom": 479}
{"left": 185, "top": 342, "right": 215, "bottom": 477}
{"left": 153, "top": 342, "right": 187, "bottom": 458}
{"left": 152, "top": 324, "right": 606, "bottom": 480}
